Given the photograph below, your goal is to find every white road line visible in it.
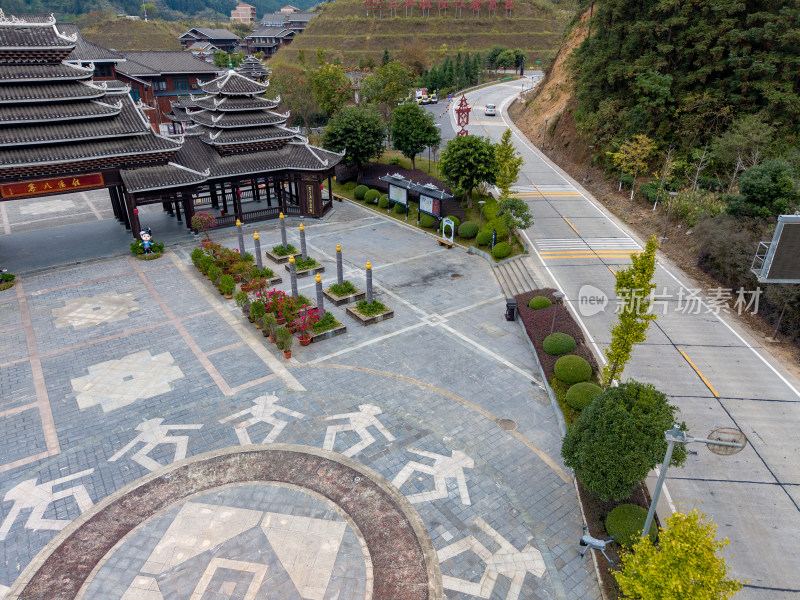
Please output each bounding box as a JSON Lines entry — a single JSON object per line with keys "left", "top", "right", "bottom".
{"left": 308, "top": 322, "right": 427, "bottom": 364}
{"left": 0, "top": 202, "right": 10, "bottom": 235}
{"left": 81, "top": 192, "right": 104, "bottom": 221}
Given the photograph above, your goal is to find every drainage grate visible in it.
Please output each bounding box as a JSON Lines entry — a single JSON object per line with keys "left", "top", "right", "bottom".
{"left": 497, "top": 418, "right": 517, "bottom": 431}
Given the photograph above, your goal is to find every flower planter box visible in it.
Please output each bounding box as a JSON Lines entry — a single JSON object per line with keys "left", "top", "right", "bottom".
{"left": 346, "top": 305, "right": 394, "bottom": 326}
{"left": 323, "top": 288, "right": 366, "bottom": 307}
{"left": 284, "top": 264, "right": 325, "bottom": 278}
{"left": 265, "top": 250, "right": 301, "bottom": 264}
{"left": 135, "top": 252, "right": 163, "bottom": 261}
{"left": 310, "top": 323, "right": 348, "bottom": 342}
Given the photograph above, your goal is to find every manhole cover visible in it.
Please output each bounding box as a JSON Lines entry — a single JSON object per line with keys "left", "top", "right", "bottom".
{"left": 497, "top": 418, "right": 517, "bottom": 431}
{"left": 451, "top": 273, "right": 462, "bottom": 278}
{"left": 707, "top": 427, "right": 747, "bottom": 455}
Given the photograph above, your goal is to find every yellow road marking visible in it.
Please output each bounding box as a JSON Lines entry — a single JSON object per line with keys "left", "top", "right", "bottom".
{"left": 608, "top": 266, "right": 617, "bottom": 275}
{"left": 678, "top": 348, "right": 720, "bottom": 398}
{"left": 562, "top": 216, "right": 579, "bottom": 234}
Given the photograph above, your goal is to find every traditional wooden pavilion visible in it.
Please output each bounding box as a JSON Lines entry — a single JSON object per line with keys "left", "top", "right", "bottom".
{"left": 236, "top": 55, "right": 270, "bottom": 81}
{"left": 0, "top": 11, "right": 342, "bottom": 239}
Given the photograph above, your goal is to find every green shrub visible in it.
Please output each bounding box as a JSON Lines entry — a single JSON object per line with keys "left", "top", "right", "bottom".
{"left": 312, "top": 311, "right": 340, "bottom": 333}
{"left": 294, "top": 256, "right": 318, "bottom": 270}
{"left": 476, "top": 230, "right": 492, "bottom": 246}
{"left": 483, "top": 219, "right": 508, "bottom": 241}
{"left": 566, "top": 382, "right": 602, "bottom": 410}
{"left": 492, "top": 241, "right": 511, "bottom": 259}
{"left": 442, "top": 215, "right": 461, "bottom": 230}
{"left": 458, "top": 221, "right": 479, "bottom": 239}
{"left": 329, "top": 280, "right": 358, "bottom": 296}
{"left": 276, "top": 326, "right": 293, "bottom": 351}
{"left": 263, "top": 313, "right": 278, "bottom": 338}
{"left": 357, "top": 299, "right": 387, "bottom": 316}
{"left": 354, "top": 185, "right": 369, "bottom": 200}
{"left": 199, "top": 254, "right": 214, "bottom": 275}
{"left": 219, "top": 274, "right": 235, "bottom": 295}
{"left": 272, "top": 243, "right": 297, "bottom": 256}
{"left": 419, "top": 213, "right": 437, "bottom": 228}
{"left": 554, "top": 355, "right": 593, "bottom": 384}
{"left": 378, "top": 195, "right": 389, "bottom": 208}
{"left": 250, "top": 300, "right": 266, "bottom": 321}
{"left": 606, "top": 504, "right": 656, "bottom": 549}
{"left": 190, "top": 248, "right": 204, "bottom": 267}
{"left": 543, "top": 333, "right": 577, "bottom": 355}
{"left": 235, "top": 290, "right": 249, "bottom": 307}
{"left": 1, "top": 272, "right": 15, "bottom": 283}
{"left": 394, "top": 202, "right": 407, "bottom": 214}
{"left": 364, "top": 189, "right": 380, "bottom": 204}
{"left": 529, "top": 296, "right": 552, "bottom": 310}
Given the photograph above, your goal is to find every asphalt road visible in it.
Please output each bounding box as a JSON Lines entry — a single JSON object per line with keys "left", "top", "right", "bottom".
{"left": 453, "top": 78, "right": 800, "bottom": 599}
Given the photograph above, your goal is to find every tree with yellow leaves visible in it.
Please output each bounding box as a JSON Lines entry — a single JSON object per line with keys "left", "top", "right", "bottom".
{"left": 615, "top": 509, "right": 743, "bottom": 600}
{"left": 608, "top": 134, "right": 656, "bottom": 200}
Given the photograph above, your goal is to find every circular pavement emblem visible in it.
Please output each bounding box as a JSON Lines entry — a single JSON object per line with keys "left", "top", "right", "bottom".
{"left": 9, "top": 445, "right": 441, "bottom": 600}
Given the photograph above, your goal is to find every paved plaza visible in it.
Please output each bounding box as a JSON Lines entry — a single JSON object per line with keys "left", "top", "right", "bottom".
{"left": 0, "top": 197, "right": 599, "bottom": 599}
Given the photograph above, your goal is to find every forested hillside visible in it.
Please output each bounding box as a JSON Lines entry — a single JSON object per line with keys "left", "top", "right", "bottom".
{"left": 2, "top": 0, "right": 317, "bottom": 21}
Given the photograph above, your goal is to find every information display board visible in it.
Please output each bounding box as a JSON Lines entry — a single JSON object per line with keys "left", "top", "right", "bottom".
{"left": 389, "top": 183, "right": 408, "bottom": 206}
{"left": 418, "top": 193, "right": 440, "bottom": 217}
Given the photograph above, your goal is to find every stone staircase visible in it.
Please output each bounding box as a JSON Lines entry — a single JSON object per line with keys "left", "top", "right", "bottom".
{"left": 493, "top": 257, "right": 540, "bottom": 298}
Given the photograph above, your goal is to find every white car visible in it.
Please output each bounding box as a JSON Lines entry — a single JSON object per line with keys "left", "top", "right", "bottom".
{"left": 484, "top": 104, "right": 496, "bottom": 116}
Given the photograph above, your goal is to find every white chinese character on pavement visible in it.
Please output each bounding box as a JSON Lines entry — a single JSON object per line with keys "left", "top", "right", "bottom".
{"left": 705, "top": 287, "right": 732, "bottom": 315}
{"left": 648, "top": 287, "right": 672, "bottom": 316}
{"left": 438, "top": 517, "right": 546, "bottom": 600}
{"left": 219, "top": 392, "right": 305, "bottom": 445}
{"left": 733, "top": 287, "right": 762, "bottom": 315}
{"left": 675, "top": 287, "right": 703, "bottom": 314}
{"left": 109, "top": 418, "right": 202, "bottom": 472}
{"left": 323, "top": 404, "right": 395, "bottom": 457}
{"left": 615, "top": 288, "right": 647, "bottom": 314}
{"left": 392, "top": 448, "right": 474, "bottom": 505}
{"left": 0, "top": 469, "right": 94, "bottom": 541}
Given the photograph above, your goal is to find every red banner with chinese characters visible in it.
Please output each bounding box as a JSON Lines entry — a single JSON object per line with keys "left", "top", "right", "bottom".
{"left": 0, "top": 173, "right": 104, "bottom": 199}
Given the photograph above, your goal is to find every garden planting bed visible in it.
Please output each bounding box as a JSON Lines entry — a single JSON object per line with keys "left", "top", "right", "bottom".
{"left": 310, "top": 322, "right": 348, "bottom": 342}
{"left": 265, "top": 250, "right": 301, "bottom": 264}
{"left": 323, "top": 288, "right": 366, "bottom": 306}
{"left": 285, "top": 264, "right": 325, "bottom": 278}
{"left": 346, "top": 305, "right": 394, "bottom": 326}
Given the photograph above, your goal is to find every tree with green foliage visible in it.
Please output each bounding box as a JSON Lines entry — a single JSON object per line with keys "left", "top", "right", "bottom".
{"left": 602, "top": 235, "right": 659, "bottom": 387}
{"left": 607, "top": 135, "right": 656, "bottom": 200}
{"left": 363, "top": 60, "right": 414, "bottom": 119}
{"left": 382, "top": 48, "right": 391, "bottom": 66}
{"left": 390, "top": 103, "right": 441, "bottom": 171}
{"left": 728, "top": 159, "right": 798, "bottom": 219}
{"left": 322, "top": 107, "right": 385, "bottom": 178}
{"left": 269, "top": 64, "right": 318, "bottom": 132}
{"left": 615, "top": 510, "right": 743, "bottom": 599}
{"left": 496, "top": 49, "right": 516, "bottom": 71}
{"left": 495, "top": 197, "right": 533, "bottom": 243}
{"left": 710, "top": 114, "right": 775, "bottom": 192}
{"left": 439, "top": 135, "right": 496, "bottom": 208}
{"left": 494, "top": 128, "right": 524, "bottom": 197}
{"left": 308, "top": 63, "right": 351, "bottom": 117}
{"left": 487, "top": 45, "right": 509, "bottom": 71}
{"left": 561, "top": 381, "right": 686, "bottom": 501}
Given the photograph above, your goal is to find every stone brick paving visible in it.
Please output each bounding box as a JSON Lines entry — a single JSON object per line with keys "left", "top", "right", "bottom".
{"left": 0, "top": 201, "right": 601, "bottom": 599}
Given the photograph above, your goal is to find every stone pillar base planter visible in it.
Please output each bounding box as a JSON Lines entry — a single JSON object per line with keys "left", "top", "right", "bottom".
{"left": 310, "top": 323, "right": 348, "bottom": 342}
{"left": 135, "top": 252, "right": 164, "bottom": 261}
{"left": 266, "top": 250, "right": 301, "bottom": 264}
{"left": 266, "top": 275, "right": 283, "bottom": 286}
{"left": 323, "top": 289, "right": 366, "bottom": 307}
{"left": 346, "top": 306, "right": 394, "bottom": 326}
{"left": 284, "top": 264, "right": 325, "bottom": 279}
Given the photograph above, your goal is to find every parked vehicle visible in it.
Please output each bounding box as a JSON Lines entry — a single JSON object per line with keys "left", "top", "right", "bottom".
{"left": 484, "top": 103, "right": 496, "bottom": 116}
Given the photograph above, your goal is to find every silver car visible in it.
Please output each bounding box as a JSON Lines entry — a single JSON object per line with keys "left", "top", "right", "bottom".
{"left": 484, "top": 104, "right": 496, "bottom": 116}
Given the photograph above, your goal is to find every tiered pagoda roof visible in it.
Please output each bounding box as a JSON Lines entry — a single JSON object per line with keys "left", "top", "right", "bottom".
{"left": 0, "top": 11, "right": 180, "bottom": 182}
{"left": 236, "top": 55, "right": 270, "bottom": 81}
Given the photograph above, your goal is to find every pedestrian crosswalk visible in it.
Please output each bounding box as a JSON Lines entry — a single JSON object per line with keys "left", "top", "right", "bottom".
{"left": 535, "top": 237, "right": 641, "bottom": 259}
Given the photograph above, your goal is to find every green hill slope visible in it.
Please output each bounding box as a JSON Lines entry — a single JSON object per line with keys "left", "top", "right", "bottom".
{"left": 276, "top": 0, "right": 574, "bottom": 67}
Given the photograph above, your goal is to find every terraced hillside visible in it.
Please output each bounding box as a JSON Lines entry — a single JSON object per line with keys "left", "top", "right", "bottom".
{"left": 276, "top": 0, "right": 574, "bottom": 67}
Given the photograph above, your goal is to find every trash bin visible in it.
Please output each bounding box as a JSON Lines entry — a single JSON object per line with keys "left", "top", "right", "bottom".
{"left": 505, "top": 298, "right": 517, "bottom": 322}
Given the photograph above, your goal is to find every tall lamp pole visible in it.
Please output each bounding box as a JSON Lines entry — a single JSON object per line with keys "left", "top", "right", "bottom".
{"left": 478, "top": 200, "right": 486, "bottom": 228}
{"left": 642, "top": 425, "right": 745, "bottom": 539}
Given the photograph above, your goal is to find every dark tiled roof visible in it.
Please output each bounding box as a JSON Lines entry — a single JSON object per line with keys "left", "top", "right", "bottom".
{"left": 191, "top": 95, "right": 279, "bottom": 111}
{"left": 195, "top": 124, "right": 296, "bottom": 146}
{"left": 0, "top": 81, "right": 106, "bottom": 103}
{"left": 0, "top": 62, "right": 92, "bottom": 82}
{"left": 0, "top": 98, "right": 151, "bottom": 146}
{"left": 248, "top": 26, "right": 294, "bottom": 38}
{"left": 0, "top": 133, "right": 180, "bottom": 172}
{"left": 121, "top": 136, "right": 342, "bottom": 193}
{"left": 0, "top": 18, "right": 75, "bottom": 49}
{"left": 57, "top": 24, "right": 124, "bottom": 62}
{"left": 118, "top": 51, "right": 221, "bottom": 76}
{"left": 187, "top": 109, "right": 286, "bottom": 128}
{"left": 181, "top": 27, "right": 240, "bottom": 41}
{"left": 200, "top": 70, "right": 270, "bottom": 95}
{"left": 0, "top": 99, "right": 121, "bottom": 124}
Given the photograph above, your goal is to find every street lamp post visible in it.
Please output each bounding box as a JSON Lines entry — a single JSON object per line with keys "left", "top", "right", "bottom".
{"left": 478, "top": 200, "right": 486, "bottom": 228}
{"left": 584, "top": 145, "right": 595, "bottom": 183}
{"left": 662, "top": 191, "right": 678, "bottom": 241}
{"left": 550, "top": 291, "right": 565, "bottom": 336}
{"left": 642, "top": 425, "right": 745, "bottom": 539}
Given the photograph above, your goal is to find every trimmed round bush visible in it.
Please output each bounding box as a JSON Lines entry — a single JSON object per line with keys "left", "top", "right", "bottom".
{"left": 476, "top": 230, "right": 492, "bottom": 246}
{"left": 565, "top": 382, "right": 602, "bottom": 410}
{"left": 529, "top": 296, "right": 552, "bottom": 310}
{"left": 554, "top": 355, "right": 593, "bottom": 384}
{"left": 606, "top": 504, "right": 656, "bottom": 549}
{"left": 482, "top": 220, "right": 508, "bottom": 241}
{"left": 458, "top": 221, "right": 479, "bottom": 239}
{"left": 394, "top": 202, "right": 406, "bottom": 214}
{"left": 442, "top": 215, "right": 461, "bottom": 230}
{"left": 354, "top": 185, "right": 369, "bottom": 200}
{"left": 492, "top": 241, "right": 511, "bottom": 259}
{"left": 543, "top": 332, "right": 577, "bottom": 356}
{"left": 378, "top": 195, "right": 389, "bottom": 208}
{"left": 419, "top": 213, "right": 437, "bottom": 228}
{"left": 364, "top": 189, "right": 380, "bottom": 204}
